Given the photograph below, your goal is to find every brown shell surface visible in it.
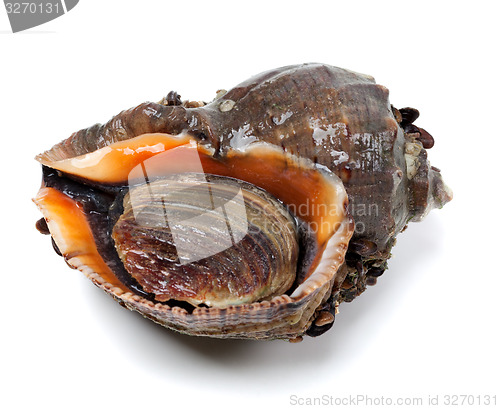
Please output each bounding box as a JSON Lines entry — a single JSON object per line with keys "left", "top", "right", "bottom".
{"left": 41, "top": 64, "right": 447, "bottom": 256}
{"left": 35, "top": 63, "right": 451, "bottom": 339}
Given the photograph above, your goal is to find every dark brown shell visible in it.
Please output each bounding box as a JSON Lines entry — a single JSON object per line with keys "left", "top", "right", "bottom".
{"left": 35, "top": 63, "right": 451, "bottom": 339}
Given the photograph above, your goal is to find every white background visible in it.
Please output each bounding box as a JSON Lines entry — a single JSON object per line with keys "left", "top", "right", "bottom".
{"left": 1, "top": 1, "right": 499, "bottom": 408}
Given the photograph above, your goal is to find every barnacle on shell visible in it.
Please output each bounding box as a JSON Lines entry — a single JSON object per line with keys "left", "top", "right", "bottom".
{"left": 34, "top": 63, "right": 451, "bottom": 340}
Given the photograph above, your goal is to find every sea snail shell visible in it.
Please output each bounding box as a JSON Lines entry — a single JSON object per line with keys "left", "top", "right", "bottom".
{"left": 34, "top": 63, "right": 451, "bottom": 340}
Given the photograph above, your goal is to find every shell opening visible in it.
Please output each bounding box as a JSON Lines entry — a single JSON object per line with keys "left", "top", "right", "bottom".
{"left": 35, "top": 132, "right": 353, "bottom": 336}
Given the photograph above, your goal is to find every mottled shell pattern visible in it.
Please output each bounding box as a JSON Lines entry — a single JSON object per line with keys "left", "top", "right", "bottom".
{"left": 34, "top": 63, "right": 451, "bottom": 340}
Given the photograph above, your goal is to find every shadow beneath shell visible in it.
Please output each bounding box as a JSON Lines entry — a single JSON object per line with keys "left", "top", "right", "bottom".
{"left": 81, "top": 212, "right": 444, "bottom": 391}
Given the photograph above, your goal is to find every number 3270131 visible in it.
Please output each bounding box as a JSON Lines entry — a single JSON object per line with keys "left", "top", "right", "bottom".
{"left": 5, "top": 2, "right": 60, "bottom": 14}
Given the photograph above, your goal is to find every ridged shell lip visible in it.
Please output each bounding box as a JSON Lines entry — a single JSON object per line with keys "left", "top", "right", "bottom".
{"left": 35, "top": 132, "right": 354, "bottom": 337}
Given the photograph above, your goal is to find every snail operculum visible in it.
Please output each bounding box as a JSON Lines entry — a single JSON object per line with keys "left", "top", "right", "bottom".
{"left": 111, "top": 173, "right": 300, "bottom": 308}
